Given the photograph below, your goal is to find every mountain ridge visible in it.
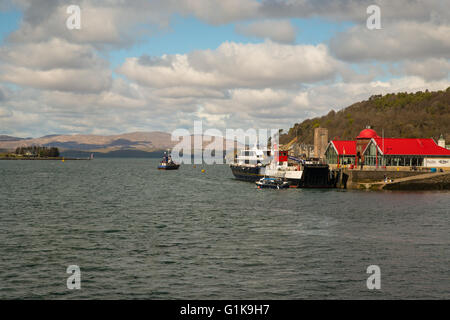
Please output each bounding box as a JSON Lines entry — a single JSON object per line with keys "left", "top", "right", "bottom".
{"left": 0, "top": 131, "right": 173, "bottom": 153}
{"left": 0, "top": 131, "right": 244, "bottom": 155}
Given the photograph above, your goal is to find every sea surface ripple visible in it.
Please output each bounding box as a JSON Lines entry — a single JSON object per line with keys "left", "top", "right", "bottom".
{"left": 0, "top": 159, "right": 449, "bottom": 299}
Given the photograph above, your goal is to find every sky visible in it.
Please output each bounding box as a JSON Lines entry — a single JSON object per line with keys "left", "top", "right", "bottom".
{"left": 0, "top": 0, "right": 449, "bottom": 138}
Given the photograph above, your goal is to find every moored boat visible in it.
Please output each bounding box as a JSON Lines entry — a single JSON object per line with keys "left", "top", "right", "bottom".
{"left": 229, "top": 145, "right": 271, "bottom": 181}
{"left": 256, "top": 177, "right": 290, "bottom": 189}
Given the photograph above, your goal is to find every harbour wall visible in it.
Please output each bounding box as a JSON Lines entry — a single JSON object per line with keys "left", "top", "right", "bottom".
{"left": 382, "top": 172, "right": 450, "bottom": 191}
{"left": 335, "top": 169, "right": 450, "bottom": 190}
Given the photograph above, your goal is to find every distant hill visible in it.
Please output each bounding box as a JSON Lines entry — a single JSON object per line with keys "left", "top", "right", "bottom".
{"left": 280, "top": 87, "right": 450, "bottom": 145}
{"left": 60, "top": 149, "right": 166, "bottom": 158}
{"left": 0, "top": 131, "right": 173, "bottom": 153}
{"left": 0, "top": 132, "right": 243, "bottom": 157}
{"left": 0, "top": 135, "right": 25, "bottom": 141}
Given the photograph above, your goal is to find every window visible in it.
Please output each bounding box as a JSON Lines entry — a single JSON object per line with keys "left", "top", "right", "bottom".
{"left": 325, "top": 147, "right": 338, "bottom": 164}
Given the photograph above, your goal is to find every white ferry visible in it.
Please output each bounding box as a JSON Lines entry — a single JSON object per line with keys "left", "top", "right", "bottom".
{"left": 230, "top": 143, "right": 336, "bottom": 188}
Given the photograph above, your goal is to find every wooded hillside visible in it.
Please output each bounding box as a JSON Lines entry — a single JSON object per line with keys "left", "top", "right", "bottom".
{"left": 280, "top": 87, "right": 450, "bottom": 145}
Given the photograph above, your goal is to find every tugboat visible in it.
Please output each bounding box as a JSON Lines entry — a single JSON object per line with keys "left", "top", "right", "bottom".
{"left": 256, "top": 177, "right": 290, "bottom": 189}
{"left": 158, "top": 152, "right": 180, "bottom": 170}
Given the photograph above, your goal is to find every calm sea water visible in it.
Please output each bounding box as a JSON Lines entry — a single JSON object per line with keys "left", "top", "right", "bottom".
{"left": 0, "top": 158, "right": 449, "bottom": 299}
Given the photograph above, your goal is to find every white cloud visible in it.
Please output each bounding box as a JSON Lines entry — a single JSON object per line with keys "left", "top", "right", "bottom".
{"left": 195, "top": 77, "right": 450, "bottom": 129}
{"left": 1, "top": 75, "right": 449, "bottom": 137}
{"left": 8, "top": 0, "right": 449, "bottom": 49}
{"left": 0, "top": 65, "right": 112, "bottom": 93}
{"left": 0, "top": 86, "right": 8, "bottom": 101}
{"left": 118, "top": 54, "right": 224, "bottom": 89}
{"left": 0, "top": 107, "right": 12, "bottom": 118}
{"left": 1, "top": 0, "right": 450, "bottom": 137}
{"left": 399, "top": 58, "right": 450, "bottom": 81}
{"left": 9, "top": 0, "right": 174, "bottom": 47}
{"left": 119, "top": 41, "right": 340, "bottom": 89}
{"left": 189, "top": 42, "right": 338, "bottom": 87}
{"left": 258, "top": 0, "right": 449, "bottom": 23}
{"left": 178, "top": 0, "right": 260, "bottom": 25}
{"left": 8, "top": 0, "right": 258, "bottom": 47}
{"left": 235, "top": 19, "right": 297, "bottom": 43}
{"left": 0, "top": 38, "right": 112, "bottom": 93}
{"left": 0, "top": 38, "right": 105, "bottom": 70}
{"left": 330, "top": 22, "right": 450, "bottom": 62}
{"left": 153, "top": 87, "right": 226, "bottom": 99}
{"left": 303, "top": 77, "right": 450, "bottom": 114}
{"left": 201, "top": 88, "right": 311, "bottom": 124}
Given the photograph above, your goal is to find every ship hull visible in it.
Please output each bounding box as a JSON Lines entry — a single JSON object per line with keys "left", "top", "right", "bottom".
{"left": 158, "top": 164, "right": 180, "bottom": 170}
{"left": 230, "top": 164, "right": 336, "bottom": 188}
{"left": 230, "top": 164, "right": 265, "bottom": 181}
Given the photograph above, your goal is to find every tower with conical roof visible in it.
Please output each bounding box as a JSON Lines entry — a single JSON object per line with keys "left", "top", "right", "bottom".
{"left": 355, "top": 126, "right": 379, "bottom": 166}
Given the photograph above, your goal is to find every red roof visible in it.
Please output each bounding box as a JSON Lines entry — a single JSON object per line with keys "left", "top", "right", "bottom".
{"left": 373, "top": 138, "right": 450, "bottom": 156}
{"left": 331, "top": 141, "right": 356, "bottom": 155}
{"left": 357, "top": 128, "right": 380, "bottom": 139}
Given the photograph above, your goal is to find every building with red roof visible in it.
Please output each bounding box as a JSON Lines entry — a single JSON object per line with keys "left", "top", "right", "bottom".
{"left": 325, "top": 140, "right": 356, "bottom": 165}
{"left": 324, "top": 127, "right": 450, "bottom": 168}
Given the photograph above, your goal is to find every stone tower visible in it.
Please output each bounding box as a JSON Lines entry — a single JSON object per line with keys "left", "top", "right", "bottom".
{"left": 314, "top": 127, "right": 328, "bottom": 160}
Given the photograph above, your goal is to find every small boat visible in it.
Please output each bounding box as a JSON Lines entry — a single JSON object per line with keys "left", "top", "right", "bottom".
{"left": 158, "top": 152, "right": 180, "bottom": 170}
{"left": 256, "top": 177, "right": 290, "bottom": 189}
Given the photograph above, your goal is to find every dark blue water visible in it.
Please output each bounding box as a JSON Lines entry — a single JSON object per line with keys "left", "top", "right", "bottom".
{"left": 0, "top": 159, "right": 449, "bottom": 299}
